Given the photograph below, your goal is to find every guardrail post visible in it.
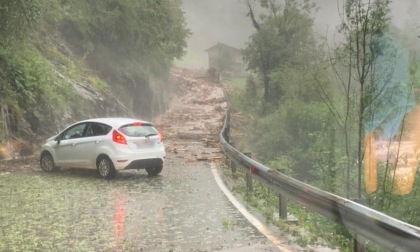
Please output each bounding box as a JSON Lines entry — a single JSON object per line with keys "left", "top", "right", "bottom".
{"left": 278, "top": 193, "right": 287, "bottom": 220}
{"left": 225, "top": 110, "right": 231, "bottom": 142}
{"left": 246, "top": 172, "right": 253, "bottom": 190}
{"left": 353, "top": 198, "right": 366, "bottom": 252}
{"left": 353, "top": 235, "right": 366, "bottom": 252}
{"left": 230, "top": 159, "right": 236, "bottom": 173}
{"left": 276, "top": 168, "right": 288, "bottom": 220}
{"left": 244, "top": 152, "right": 253, "bottom": 191}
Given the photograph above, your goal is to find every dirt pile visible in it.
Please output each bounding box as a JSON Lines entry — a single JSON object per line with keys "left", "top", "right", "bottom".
{"left": 155, "top": 68, "right": 228, "bottom": 163}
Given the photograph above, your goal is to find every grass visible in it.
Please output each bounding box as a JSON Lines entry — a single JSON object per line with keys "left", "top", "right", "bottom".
{"left": 221, "top": 218, "right": 238, "bottom": 229}
{"left": 225, "top": 77, "right": 247, "bottom": 90}
{"left": 220, "top": 160, "right": 353, "bottom": 251}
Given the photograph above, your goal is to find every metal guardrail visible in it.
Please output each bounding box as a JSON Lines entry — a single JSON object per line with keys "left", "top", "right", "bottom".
{"left": 219, "top": 108, "right": 420, "bottom": 252}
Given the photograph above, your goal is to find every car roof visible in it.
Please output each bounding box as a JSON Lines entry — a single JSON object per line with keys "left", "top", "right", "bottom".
{"left": 78, "top": 117, "right": 153, "bottom": 128}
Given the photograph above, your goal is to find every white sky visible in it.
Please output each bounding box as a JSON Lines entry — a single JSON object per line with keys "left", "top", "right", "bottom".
{"left": 178, "top": 0, "right": 418, "bottom": 68}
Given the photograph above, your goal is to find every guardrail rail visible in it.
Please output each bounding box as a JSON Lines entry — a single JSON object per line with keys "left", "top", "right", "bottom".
{"left": 219, "top": 108, "right": 420, "bottom": 252}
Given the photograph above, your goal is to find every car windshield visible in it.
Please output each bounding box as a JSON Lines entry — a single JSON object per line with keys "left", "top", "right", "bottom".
{"left": 118, "top": 124, "right": 158, "bottom": 137}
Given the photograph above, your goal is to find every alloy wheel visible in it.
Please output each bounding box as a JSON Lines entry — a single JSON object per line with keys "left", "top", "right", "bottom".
{"left": 97, "top": 157, "right": 115, "bottom": 179}
{"left": 40, "top": 153, "right": 56, "bottom": 172}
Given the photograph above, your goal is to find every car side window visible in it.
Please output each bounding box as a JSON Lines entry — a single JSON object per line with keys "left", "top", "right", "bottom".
{"left": 86, "top": 123, "right": 111, "bottom": 137}
{"left": 62, "top": 123, "right": 87, "bottom": 140}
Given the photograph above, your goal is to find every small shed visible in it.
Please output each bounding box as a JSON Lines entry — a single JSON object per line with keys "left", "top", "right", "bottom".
{"left": 205, "top": 43, "right": 246, "bottom": 77}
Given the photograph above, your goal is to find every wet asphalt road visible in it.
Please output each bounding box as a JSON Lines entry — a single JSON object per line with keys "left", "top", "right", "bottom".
{"left": 0, "top": 69, "right": 282, "bottom": 251}
{"left": 0, "top": 154, "right": 282, "bottom": 252}
{"left": 116, "top": 156, "right": 278, "bottom": 251}
{"left": 0, "top": 159, "right": 279, "bottom": 252}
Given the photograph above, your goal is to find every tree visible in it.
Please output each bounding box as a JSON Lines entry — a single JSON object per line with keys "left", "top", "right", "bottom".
{"left": 60, "top": 0, "right": 188, "bottom": 70}
{"left": 314, "top": 0, "right": 415, "bottom": 199}
{"left": 240, "top": 0, "right": 337, "bottom": 182}
{"left": 242, "top": 0, "right": 316, "bottom": 111}
{"left": 59, "top": 0, "right": 190, "bottom": 117}
{"left": 0, "top": 0, "right": 43, "bottom": 46}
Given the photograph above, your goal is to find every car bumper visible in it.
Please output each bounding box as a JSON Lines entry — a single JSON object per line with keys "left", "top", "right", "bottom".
{"left": 111, "top": 153, "right": 165, "bottom": 170}
{"left": 121, "top": 158, "right": 164, "bottom": 170}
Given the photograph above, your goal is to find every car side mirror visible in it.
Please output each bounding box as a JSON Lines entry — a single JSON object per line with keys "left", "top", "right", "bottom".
{"left": 55, "top": 136, "right": 61, "bottom": 145}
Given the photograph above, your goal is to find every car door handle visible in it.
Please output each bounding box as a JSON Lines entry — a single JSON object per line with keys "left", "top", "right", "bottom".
{"left": 72, "top": 143, "right": 77, "bottom": 146}
{"left": 95, "top": 140, "right": 102, "bottom": 143}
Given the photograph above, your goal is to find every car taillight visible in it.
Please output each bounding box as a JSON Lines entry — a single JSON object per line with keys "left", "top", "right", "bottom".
{"left": 113, "top": 130, "right": 127, "bottom": 144}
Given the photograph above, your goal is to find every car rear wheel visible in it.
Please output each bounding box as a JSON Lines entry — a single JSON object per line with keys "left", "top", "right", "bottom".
{"left": 145, "top": 166, "right": 162, "bottom": 176}
{"left": 40, "top": 152, "right": 57, "bottom": 172}
{"left": 97, "top": 156, "right": 116, "bottom": 179}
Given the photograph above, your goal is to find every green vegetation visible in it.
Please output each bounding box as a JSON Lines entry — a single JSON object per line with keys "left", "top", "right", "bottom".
{"left": 240, "top": 0, "right": 332, "bottom": 181}
{"left": 223, "top": 164, "right": 352, "bottom": 250}
{"left": 0, "top": 0, "right": 189, "bottom": 143}
{"left": 0, "top": 0, "right": 66, "bottom": 139}
{"left": 59, "top": 0, "right": 189, "bottom": 117}
{"left": 227, "top": 0, "right": 420, "bottom": 250}
{"left": 2, "top": 0, "right": 420, "bottom": 250}
{"left": 221, "top": 218, "right": 238, "bottom": 229}
{"left": 226, "top": 77, "right": 247, "bottom": 91}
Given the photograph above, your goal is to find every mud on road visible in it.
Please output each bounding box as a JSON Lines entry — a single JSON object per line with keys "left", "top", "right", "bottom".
{"left": 0, "top": 68, "right": 283, "bottom": 252}
{"left": 154, "top": 68, "right": 227, "bottom": 164}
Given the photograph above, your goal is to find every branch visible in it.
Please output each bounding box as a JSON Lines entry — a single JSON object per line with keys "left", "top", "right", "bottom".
{"left": 308, "top": 56, "right": 345, "bottom": 129}
{"left": 246, "top": 0, "right": 260, "bottom": 31}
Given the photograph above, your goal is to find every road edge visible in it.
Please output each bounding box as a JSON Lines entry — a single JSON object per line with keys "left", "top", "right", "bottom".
{"left": 210, "top": 163, "right": 293, "bottom": 252}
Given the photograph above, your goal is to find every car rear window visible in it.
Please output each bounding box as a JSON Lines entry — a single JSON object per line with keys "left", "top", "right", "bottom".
{"left": 118, "top": 123, "right": 158, "bottom": 137}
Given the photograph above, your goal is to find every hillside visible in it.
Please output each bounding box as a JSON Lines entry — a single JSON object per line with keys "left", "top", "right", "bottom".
{"left": 0, "top": 0, "right": 189, "bottom": 158}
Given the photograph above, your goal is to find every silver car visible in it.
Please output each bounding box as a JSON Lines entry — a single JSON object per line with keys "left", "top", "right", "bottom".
{"left": 40, "top": 118, "right": 166, "bottom": 178}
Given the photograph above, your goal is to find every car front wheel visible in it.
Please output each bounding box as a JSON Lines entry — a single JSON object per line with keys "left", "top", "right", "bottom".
{"left": 145, "top": 166, "right": 163, "bottom": 176}
{"left": 97, "top": 156, "right": 116, "bottom": 179}
{"left": 40, "top": 152, "right": 57, "bottom": 172}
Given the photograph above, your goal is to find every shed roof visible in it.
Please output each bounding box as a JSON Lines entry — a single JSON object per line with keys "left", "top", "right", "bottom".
{"left": 205, "top": 42, "right": 241, "bottom": 53}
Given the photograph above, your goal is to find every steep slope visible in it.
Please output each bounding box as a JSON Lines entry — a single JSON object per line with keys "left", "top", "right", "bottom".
{"left": 0, "top": 1, "right": 189, "bottom": 159}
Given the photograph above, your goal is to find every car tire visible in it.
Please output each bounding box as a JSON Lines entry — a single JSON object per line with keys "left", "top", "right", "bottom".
{"left": 97, "top": 156, "right": 116, "bottom": 179}
{"left": 145, "top": 166, "right": 163, "bottom": 176}
{"left": 40, "top": 152, "right": 57, "bottom": 172}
